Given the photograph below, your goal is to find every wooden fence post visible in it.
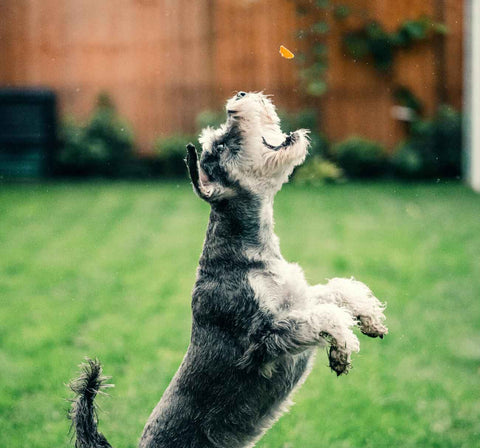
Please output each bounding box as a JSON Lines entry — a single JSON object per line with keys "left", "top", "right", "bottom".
{"left": 465, "top": 0, "right": 480, "bottom": 191}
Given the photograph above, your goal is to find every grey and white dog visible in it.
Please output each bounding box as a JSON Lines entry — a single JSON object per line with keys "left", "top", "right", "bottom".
{"left": 69, "top": 91, "right": 387, "bottom": 448}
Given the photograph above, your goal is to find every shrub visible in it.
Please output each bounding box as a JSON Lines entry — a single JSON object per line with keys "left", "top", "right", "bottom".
{"left": 331, "top": 137, "right": 387, "bottom": 178}
{"left": 390, "top": 143, "right": 423, "bottom": 178}
{"left": 153, "top": 134, "right": 196, "bottom": 178}
{"left": 294, "top": 156, "right": 344, "bottom": 186}
{"left": 57, "top": 93, "right": 134, "bottom": 176}
{"left": 150, "top": 108, "right": 225, "bottom": 179}
{"left": 57, "top": 117, "right": 90, "bottom": 174}
{"left": 83, "top": 94, "right": 134, "bottom": 174}
{"left": 392, "top": 106, "right": 462, "bottom": 179}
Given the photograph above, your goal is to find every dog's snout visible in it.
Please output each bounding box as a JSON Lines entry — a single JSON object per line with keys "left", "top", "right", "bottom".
{"left": 236, "top": 91, "right": 247, "bottom": 99}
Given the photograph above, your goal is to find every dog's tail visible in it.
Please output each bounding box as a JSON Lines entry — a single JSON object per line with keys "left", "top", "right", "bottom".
{"left": 68, "top": 358, "right": 114, "bottom": 448}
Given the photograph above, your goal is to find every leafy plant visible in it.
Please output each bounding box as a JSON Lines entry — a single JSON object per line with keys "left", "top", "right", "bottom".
{"left": 293, "top": 2, "right": 447, "bottom": 97}
{"left": 83, "top": 93, "right": 134, "bottom": 173}
{"left": 57, "top": 117, "right": 90, "bottom": 172}
{"left": 57, "top": 93, "right": 134, "bottom": 176}
{"left": 331, "top": 137, "right": 387, "bottom": 178}
{"left": 391, "top": 106, "right": 462, "bottom": 179}
{"left": 393, "top": 86, "right": 424, "bottom": 117}
{"left": 154, "top": 134, "right": 196, "bottom": 178}
{"left": 390, "top": 143, "right": 424, "bottom": 178}
{"left": 343, "top": 17, "right": 447, "bottom": 73}
{"left": 294, "top": 0, "right": 346, "bottom": 97}
{"left": 294, "top": 156, "right": 344, "bottom": 186}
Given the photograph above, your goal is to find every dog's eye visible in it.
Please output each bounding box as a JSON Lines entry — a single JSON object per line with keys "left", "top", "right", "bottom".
{"left": 216, "top": 144, "right": 225, "bottom": 153}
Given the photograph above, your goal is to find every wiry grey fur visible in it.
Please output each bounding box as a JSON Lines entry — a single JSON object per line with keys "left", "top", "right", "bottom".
{"left": 68, "top": 92, "right": 387, "bottom": 448}
{"left": 68, "top": 359, "right": 113, "bottom": 448}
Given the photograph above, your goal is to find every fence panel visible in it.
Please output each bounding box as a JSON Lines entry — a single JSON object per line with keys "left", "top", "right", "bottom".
{"left": 0, "top": 0, "right": 463, "bottom": 151}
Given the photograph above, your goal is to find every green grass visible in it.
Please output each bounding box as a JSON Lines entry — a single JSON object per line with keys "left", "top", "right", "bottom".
{"left": 0, "top": 181, "right": 479, "bottom": 448}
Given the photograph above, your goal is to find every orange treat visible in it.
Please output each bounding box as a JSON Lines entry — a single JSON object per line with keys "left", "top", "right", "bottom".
{"left": 279, "top": 45, "right": 294, "bottom": 59}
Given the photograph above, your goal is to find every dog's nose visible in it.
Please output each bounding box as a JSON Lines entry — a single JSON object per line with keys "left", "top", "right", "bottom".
{"left": 236, "top": 91, "right": 247, "bottom": 99}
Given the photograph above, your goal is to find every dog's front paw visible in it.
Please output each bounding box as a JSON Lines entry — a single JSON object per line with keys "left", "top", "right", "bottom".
{"left": 327, "top": 278, "right": 388, "bottom": 339}
{"left": 291, "top": 128, "right": 310, "bottom": 143}
{"left": 358, "top": 314, "right": 388, "bottom": 339}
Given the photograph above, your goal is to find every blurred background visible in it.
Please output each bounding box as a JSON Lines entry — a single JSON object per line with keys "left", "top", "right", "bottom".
{"left": 0, "top": 0, "right": 468, "bottom": 182}
{"left": 1, "top": 1, "right": 479, "bottom": 448}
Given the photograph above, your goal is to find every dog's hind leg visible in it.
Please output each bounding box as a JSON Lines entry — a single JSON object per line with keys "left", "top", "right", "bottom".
{"left": 308, "top": 278, "right": 388, "bottom": 339}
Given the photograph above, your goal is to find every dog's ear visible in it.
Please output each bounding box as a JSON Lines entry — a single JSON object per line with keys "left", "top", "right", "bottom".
{"left": 185, "top": 143, "right": 231, "bottom": 203}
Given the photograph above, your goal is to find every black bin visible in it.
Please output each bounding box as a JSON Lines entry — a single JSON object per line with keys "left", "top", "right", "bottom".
{"left": 0, "top": 88, "right": 57, "bottom": 178}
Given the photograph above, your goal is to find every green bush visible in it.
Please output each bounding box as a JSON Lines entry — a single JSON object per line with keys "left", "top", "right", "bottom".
{"left": 153, "top": 134, "right": 196, "bottom": 178}
{"left": 294, "top": 156, "right": 344, "bottom": 186}
{"left": 57, "top": 117, "right": 90, "bottom": 173}
{"left": 57, "top": 93, "right": 134, "bottom": 176}
{"left": 331, "top": 137, "right": 387, "bottom": 178}
{"left": 343, "top": 18, "right": 447, "bottom": 73}
{"left": 390, "top": 143, "right": 423, "bottom": 178}
{"left": 150, "top": 107, "right": 226, "bottom": 179}
{"left": 392, "top": 106, "right": 462, "bottom": 179}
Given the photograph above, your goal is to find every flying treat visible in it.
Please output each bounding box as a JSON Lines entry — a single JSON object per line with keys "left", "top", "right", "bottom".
{"left": 279, "top": 45, "right": 294, "bottom": 59}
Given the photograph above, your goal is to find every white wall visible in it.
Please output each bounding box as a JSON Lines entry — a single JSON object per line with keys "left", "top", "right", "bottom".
{"left": 465, "top": 0, "right": 480, "bottom": 192}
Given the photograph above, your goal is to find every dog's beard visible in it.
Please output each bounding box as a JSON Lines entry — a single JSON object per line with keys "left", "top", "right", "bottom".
{"left": 223, "top": 92, "right": 309, "bottom": 185}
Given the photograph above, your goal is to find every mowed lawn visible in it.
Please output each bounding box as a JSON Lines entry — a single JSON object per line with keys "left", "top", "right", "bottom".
{"left": 0, "top": 181, "right": 479, "bottom": 448}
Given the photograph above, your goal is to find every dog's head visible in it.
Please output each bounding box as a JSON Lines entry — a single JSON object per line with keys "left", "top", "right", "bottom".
{"left": 186, "top": 92, "right": 309, "bottom": 204}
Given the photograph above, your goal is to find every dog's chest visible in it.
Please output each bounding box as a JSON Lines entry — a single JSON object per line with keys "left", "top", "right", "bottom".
{"left": 248, "top": 259, "right": 309, "bottom": 313}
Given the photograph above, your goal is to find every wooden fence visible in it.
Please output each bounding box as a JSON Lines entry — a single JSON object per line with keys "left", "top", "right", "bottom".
{"left": 0, "top": 0, "right": 463, "bottom": 152}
